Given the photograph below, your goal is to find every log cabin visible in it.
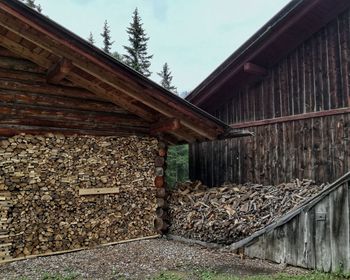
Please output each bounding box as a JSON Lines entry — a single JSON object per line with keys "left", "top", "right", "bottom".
{"left": 187, "top": 0, "right": 350, "bottom": 187}
{"left": 0, "top": 0, "right": 246, "bottom": 262}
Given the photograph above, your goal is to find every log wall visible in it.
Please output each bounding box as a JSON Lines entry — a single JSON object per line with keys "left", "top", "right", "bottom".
{"left": 0, "top": 134, "right": 158, "bottom": 260}
{"left": 190, "top": 8, "right": 350, "bottom": 186}
{"left": 0, "top": 48, "right": 151, "bottom": 138}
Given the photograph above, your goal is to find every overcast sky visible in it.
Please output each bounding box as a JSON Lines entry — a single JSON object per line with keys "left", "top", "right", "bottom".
{"left": 34, "top": 0, "right": 290, "bottom": 93}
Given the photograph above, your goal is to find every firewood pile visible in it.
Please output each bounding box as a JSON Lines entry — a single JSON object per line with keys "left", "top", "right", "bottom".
{"left": 168, "top": 180, "right": 327, "bottom": 244}
{"left": 0, "top": 134, "right": 158, "bottom": 259}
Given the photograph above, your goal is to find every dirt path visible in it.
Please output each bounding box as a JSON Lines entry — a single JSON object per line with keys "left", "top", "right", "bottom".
{"left": 0, "top": 238, "right": 304, "bottom": 280}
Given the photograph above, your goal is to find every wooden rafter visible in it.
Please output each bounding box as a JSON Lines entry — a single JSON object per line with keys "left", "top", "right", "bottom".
{"left": 243, "top": 62, "right": 267, "bottom": 76}
{"left": 46, "top": 58, "right": 72, "bottom": 84}
{"left": 150, "top": 118, "right": 181, "bottom": 134}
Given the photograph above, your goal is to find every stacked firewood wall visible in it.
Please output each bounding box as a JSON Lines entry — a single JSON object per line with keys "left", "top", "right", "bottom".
{"left": 154, "top": 141, "right": 169, "bottom": 233}
{"left": 0, "top": 134, "right": 158, "bottom": 259}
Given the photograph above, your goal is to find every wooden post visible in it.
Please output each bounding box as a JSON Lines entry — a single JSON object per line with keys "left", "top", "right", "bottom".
{"left": 154, "top": 137, "right": 169, "bottom": 233}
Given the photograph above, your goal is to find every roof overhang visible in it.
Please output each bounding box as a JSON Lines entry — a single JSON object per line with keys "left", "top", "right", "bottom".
{"left": 186, "top": 0, "right": 350, "bottom": 109}
{"left": 0, "top": 0, "right": 251, "bottom": 144}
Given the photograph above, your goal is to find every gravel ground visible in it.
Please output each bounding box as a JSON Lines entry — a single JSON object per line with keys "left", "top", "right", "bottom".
{"left": 0, "top": 238, "right": 305, "bottom": 280}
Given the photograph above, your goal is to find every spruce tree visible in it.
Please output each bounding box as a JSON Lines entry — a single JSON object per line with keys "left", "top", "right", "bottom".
{"left": 100, "top": 20, "right": 114, "bottom": 54}
{"left": 112, "top": 52, "right": 122, "bottom": 62}
{"left": 22, "top": 0, "right": 42, "bottom": 12}
{"left": 87, "top": 32, "right": 95, "bottom": 45}
{"left": 25, "top": 0, "right": 36, "bottom": 8}
{"left": 157, "top": 63, "right": 177, "bottom": 93}
{"left": 123, "top": 8, "right": 153, "bottom": 77}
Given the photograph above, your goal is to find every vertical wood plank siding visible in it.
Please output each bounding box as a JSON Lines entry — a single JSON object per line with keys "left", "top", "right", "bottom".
{"left": 244, "top": 181, "right": 350, "bottom": 272}
{"left": 190, "top": 9, "right": 350, "bottom": 186}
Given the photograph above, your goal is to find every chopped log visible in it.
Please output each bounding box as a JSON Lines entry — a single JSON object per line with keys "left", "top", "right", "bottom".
{"left": 156, "top": 188, "right": 166, "bottom": 198}
{"left": 154, "top": 218, "right": 169, "bottom": 233}
{"left": 156, "top": 198, "right": 167, "bottom": 208}
{"left": 155, "top": 157, "right": 165, "bottom": 167}
{"left": 0, "top": 134, "right": 159, "bottom": 258}
{"left": 158, "top": 148, "right": 167, "bottom": 157}
{"left": 168, "top": 180, "right": 327, "bottom": 244}
{"left": 47, "top": 58, "right": 73, "bottom": 84}
{"left": 154, "top": 176, "right": 164, "bottom": 188}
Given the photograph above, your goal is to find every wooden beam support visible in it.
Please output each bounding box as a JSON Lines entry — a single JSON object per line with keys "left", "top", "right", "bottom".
{"left": 0, "top": 78, "right": 105, "bottom": 101}
{"left": 231, "top": 107, "right": 350, "bottom": 129}
{"left": 0, "top": 88, "right": 128, "bottom": 114}
{"left": 0, "top": 103, "right": 148, "bottom": 127}
{"left": 243, "top": 62, "right": 267, "bottom": 76}
{"left": 0, "top": 124, "right": 148, "bottom": 137}
{"left": 150, "top": 118, "right": 181, "bottom": 134}
{"left": 47, "top": 58, "right": 73, "bottom": 84}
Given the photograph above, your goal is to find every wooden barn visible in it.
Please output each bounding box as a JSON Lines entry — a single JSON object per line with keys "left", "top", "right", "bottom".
{"left": 0, "top": 0, "right": 244, "bottom": 262}
{"left": 187, "top": 0, "right": 350, "bottom": 187}
{"left": 186, "top": 0, "right": 350, "bottom": 273}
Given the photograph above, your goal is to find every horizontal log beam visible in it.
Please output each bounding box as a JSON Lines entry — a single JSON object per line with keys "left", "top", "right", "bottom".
{"left": 243, "top": 62, "right": 267, "bottom": 76}
{"left": 151, "top": 118, "right": 181, "bottom": 134}
{"left": 0, "top": 124, "right": 148, "bottom": 137}
{"left": 0, "top": 78, "right": 106, "bottom": 102}
{"left": 0, "top": 46, "right": 22, "bottom": 58}
{"left": 47, "top": 58, "right": 73, "bottom": 84}
{"left": 0, "top": 56, "right": 45, "bottom": 73}
{"left": 230, "top": 107, "right": 350, "bottom": 129}
{"left": 0, "top": 89, "right": 128, "bottom": 114}
{"left": 0, "top": 103, "right": 149, "bottom": 127}
{"left": 0, "top": 117, "right": 149, "bottom": 134}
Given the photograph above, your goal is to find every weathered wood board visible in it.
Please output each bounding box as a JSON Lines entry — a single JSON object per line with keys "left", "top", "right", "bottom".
{"left": 239, "top": 173, "right": 350, "bottom": 273}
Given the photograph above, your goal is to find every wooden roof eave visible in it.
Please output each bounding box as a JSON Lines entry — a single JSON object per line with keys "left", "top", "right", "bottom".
{"left": 0, "top": 1, "right": 234, "bottom": 143}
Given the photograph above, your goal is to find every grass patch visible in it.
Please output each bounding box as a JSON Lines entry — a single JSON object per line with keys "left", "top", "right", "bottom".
{"left": 152, "top": 271, "right": 350, "bottom": 280}
{"left": 40, "top": 271, "right": 80, "bottom": 280}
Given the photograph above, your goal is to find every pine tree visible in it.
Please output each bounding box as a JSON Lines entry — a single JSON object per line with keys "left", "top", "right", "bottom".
{"left": 22, "top": 0, "right": 42, "bottom": 12}
{"left": 158, "top": 63, "right": 177, "bottom": 93}
{"left": 87, "top": 32, "right": 95, "bottom": 45}
{"left": 25, "top": 0, "right": 36, "bottom": 8}
{"left": 100, "top": 20, "right": 114, "bottom": 54}
{"left": 112, "top": 52, "right": 123, "bottom": 62}
{"left": 123, "top": 8, "right": 153, "bottom": 77}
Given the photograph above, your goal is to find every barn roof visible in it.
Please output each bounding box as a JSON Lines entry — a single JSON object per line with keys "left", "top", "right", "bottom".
{"left": 0, "top": 0, "right": 247, "bottom": 144}
{"left": 186, "top": 0, "right": 350, "bottom": 108}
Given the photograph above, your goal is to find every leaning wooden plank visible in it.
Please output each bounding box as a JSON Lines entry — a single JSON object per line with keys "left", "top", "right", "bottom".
{"left": 0, "top": 235, "right": 160, "bottom": 265}
{"left": 78, "top": 187, "right": 120, "bottom": 196}
{"left": 230, "top": 171, "right": 350, "bottom": 251}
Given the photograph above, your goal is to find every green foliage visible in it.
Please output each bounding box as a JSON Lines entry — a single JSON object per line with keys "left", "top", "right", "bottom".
{"left": 123, "top": 8, "right": 153, "bottom": 77}
{"left": 100, "top": 20, "right": 114, "bottom": 54}
{"left": 21, "top": 0, "right": 42, "bottom": 12}
{"left": 158, "top": 63, "right": 177, "bottom": 93}
{"left": 112, "top": 51, "right": 123, "bottom": 62}
{"left": 40, "top": 271, "right": 80, "bottom": 280}
{"left": 87, "top": 32, "right": 95, "bottom": 45}
{"left": 166, "top": 145, "right": 189, "bottom": 188}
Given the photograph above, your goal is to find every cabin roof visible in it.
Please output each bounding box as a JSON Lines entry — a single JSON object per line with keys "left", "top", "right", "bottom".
{"left": 186, "top": 0, "right": 350, "bottom": 109}
{"left": 0, "top": 0, "right": 248, "bottom": 144}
